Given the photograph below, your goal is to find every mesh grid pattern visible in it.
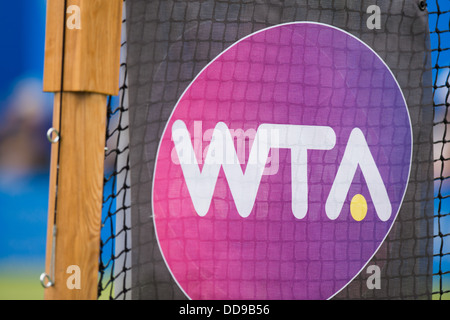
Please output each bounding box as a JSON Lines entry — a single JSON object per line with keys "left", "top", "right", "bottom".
{"left": 151, "top": 22, "right": 414, "bottom": 300}
{"left": 98, "top": 0, "right": 449, "bottom": 300}
{"left": 429, "top": 0, "right": 450, "bottom": 300}
{"left": 98, "top": 1, "right": 132, "bottom": 300}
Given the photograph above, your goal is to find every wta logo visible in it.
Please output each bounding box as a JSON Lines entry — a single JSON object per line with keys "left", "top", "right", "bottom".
{"left": 172, "top": 121, "right": 391, "bottom": 222}
{"left": 152, "top": 22, "right": 412, "bottom": 300}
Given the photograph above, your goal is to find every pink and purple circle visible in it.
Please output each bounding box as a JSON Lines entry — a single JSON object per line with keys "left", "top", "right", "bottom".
{"left": 152, "top": 22, "right": 412, "bottom": 300}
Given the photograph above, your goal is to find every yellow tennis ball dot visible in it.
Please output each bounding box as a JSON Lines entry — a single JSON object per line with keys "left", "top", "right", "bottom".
{"left": 350, "top": 194, "right": 367, "bottom": 221}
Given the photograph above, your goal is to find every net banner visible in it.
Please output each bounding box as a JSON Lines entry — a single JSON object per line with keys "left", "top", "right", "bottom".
{"left": 126, "top": 0, "right": 433, "bottom": 300}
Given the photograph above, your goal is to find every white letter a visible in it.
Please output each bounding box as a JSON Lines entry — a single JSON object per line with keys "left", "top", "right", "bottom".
{"left": 67, "top": 5, "right": 81, "bottom": 30}
{"left": 66, "top": 265, "right": 81, "bottom": 290}
{"left": 366, "top": 5, "right": 381, "bottom": 30}
{"left": 325, "top": 128, "right": 391, "bottom": 221}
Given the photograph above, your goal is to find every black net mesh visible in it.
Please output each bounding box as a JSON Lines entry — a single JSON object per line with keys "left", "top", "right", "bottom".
{"left": 429, "top": 0, "right": 450, "bottom": 301}
{"left": 98, "top": 0, "right": 450, "bottom": 300}
{"left": 98, "top": 1, "right": 132, "bottom": 300}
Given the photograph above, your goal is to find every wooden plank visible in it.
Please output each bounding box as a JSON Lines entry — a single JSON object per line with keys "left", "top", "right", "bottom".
{"left": 42, "top": 0, "right": 65, "bottom": 93}
{"left": 43, "top": 0, "right": 123, "bottom": 95}
{"left": 42, "top": 0, "right": 123, "bottom": 299}
{"left": 44, "top": 92, "right": 107, "bottom": 300}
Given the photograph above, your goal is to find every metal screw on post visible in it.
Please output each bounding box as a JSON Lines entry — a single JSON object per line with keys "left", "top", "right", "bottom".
{"left": 47, "top": 128, "right": 60, "bottom": 144}
{"left": 40, "top": 226, "right": 57, "bottom": 288}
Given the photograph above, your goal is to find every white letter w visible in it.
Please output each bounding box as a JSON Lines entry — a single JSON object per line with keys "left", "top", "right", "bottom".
{"left": 172, "top": 120, "right": 336, "bottom": 218}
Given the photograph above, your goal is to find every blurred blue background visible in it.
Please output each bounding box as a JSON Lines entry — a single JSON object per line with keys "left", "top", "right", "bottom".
{"left": 0, "top": 1, "right": 51, "bottom": 299}
{"left": 0, "top": 0, "right": 448, "bottom": 300}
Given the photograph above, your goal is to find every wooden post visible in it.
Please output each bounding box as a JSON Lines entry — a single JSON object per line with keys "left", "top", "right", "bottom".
{"left": 42, "top": 0, "right": 123, "bottom": 300}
